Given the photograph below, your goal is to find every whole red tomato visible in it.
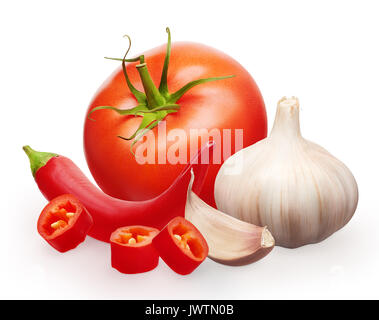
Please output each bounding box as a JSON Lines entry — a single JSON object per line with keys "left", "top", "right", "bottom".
{"left": 84, "top": 29, "right": 266, "bottom": 207}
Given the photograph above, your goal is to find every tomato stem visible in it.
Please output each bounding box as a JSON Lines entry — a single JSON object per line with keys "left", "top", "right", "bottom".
{"left": 136, "top": 63, "right": 166, "bottom": 108}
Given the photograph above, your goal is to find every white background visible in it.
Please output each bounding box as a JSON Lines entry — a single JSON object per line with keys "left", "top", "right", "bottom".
{"left": 1, "top": 0, "right": 378, "bottom": 299}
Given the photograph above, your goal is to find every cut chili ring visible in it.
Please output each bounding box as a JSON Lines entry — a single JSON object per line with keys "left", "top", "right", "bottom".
{"left": 110, "top": 226, "right": 160, "bottom": 274}
{"left": 37, "top": 194, "right": 93, "bottom": 253}
{"left": 152, "top": 217, "right": 209, "bottom": 275}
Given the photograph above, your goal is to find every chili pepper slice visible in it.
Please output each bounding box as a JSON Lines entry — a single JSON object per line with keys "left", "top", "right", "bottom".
{"left": 110, "top": 226, "right": 159, "bottom": 274}
{"left": 152, "top": 216, "right": 209, "bottom": 275}
{"left": 37, "top": 194, "right": 93, "bottom": 252}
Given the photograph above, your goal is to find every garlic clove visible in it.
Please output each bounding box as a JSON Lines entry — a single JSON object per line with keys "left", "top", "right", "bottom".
{"left": 185, "top": 169, "right": 275, "bottom": 266}
{"left": 214, "top": 97, "right": 359, "bottom": 248}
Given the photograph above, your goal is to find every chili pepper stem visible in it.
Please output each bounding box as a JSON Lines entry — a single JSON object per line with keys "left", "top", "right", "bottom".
{"left": 23, "top": 145, "right": 57, "bottom": 177}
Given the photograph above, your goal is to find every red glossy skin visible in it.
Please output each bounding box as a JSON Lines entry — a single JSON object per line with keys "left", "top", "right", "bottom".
{"left": 37, "top": 194, "right": 93, "bottom": 252}
{"left": 34, "top": 143, "right": 212, "bottom": 242}
{"left": 152, "top": 217, "right": 208, "bottom": 275}
{"left": 110, "top": 226, "right": 159, "bottom": 274}
{"left": 84, "top": 42, "right": 267, "bottom": 207}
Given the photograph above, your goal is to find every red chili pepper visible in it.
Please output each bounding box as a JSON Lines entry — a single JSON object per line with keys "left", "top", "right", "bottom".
{"left": 37, "top": 194, "right": 93, "bottom": 252}
{"left": 152, "top": 216, "right": 209, "bottom": 275}
{"left": 110, "top": 225, "right": 159, "bottom": 274}
{"left": 23, "top": 142, "right": 213, "bottom": 242}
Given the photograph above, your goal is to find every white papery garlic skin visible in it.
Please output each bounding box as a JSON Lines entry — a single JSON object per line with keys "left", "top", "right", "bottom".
{"left": 214, "top": 97, "right": 358, "bottom": 248}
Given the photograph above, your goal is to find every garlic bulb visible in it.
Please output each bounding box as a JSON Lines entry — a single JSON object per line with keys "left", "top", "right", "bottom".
{"left": 214, "top": 97, "right": 358, "bottom": 248}
{"left": 185, "top": 170, "right": 275, "bottom": 265}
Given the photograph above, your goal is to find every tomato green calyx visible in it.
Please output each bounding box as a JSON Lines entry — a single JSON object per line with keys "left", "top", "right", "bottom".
{"left": 23, "top": 145, "right": 58, "bottom": 177}
{"left": 88, "top": 28, "right": 235, "bottom": 151}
